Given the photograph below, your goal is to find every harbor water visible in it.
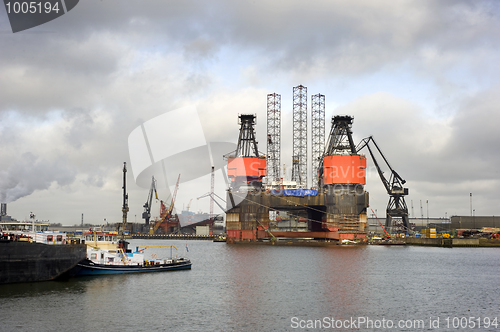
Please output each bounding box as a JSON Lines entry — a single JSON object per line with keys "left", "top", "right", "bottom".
{"left": 1, "top": 240, "right": 499, "bottom": 331}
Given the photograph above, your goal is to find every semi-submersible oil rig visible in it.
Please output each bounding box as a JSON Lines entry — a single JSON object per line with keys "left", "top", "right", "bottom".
{"left": 223, "top": 86, "right": 409, "bottom": 244}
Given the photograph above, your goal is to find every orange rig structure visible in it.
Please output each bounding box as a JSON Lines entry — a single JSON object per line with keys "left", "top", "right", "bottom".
{"left": 224, "top": 107, "right": 370, "bottom": 244}
{"left": 226, "top": 114, "right": 267, "bottom": 189}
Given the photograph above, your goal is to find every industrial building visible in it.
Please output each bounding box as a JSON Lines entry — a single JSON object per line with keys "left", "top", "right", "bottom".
{"left": 450, "top": 216, "right": 500, "bottom": 230}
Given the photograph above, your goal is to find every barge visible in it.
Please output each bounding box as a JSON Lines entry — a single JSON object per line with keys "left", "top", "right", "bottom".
{"left": 0, "top": 232, "right": 86, "bottom": 284}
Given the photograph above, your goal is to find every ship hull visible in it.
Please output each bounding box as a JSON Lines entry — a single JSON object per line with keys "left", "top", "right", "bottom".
{"left": 69, "top": 258, "right": 192, "bottom": 276}
{"left": 0, "top": 240, "right": 87, "bottom": 284}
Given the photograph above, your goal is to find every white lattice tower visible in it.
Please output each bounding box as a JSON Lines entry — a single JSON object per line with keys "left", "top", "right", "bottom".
{"left": 292, "top": 85, "right": 307, "bottom": 187}
{"left": 266, "top": 93, "right": 281, "bottom": 184}
{"left": 311, "top": 93, "right": 325, "bottom": 188}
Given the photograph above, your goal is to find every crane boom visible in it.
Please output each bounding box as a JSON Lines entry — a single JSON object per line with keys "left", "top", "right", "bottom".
{"left": 142, "top": 176, "right": 158, "bottom": 225}
{"left": 365, "top": 140, "right": 391, "bottom": 193}
{"left": 356, "top": 136, "right": 407, "bottom": 194}
{"left": 186, "top": 198, "right": 193, "bottom": 212}
{"left": 357, "top": 136, "right": 410, "bottom": 233}
{"left": 151, "top": 174, "right": 181, "bottom": 234}
{"left": 197, "top": 192, "right": 226, "bottom": 212}
{"left": 168, "top": 174, "right": 181, "bottom": 216}
{"left": 369, "top": 206, "right": 390, "bottom": 238}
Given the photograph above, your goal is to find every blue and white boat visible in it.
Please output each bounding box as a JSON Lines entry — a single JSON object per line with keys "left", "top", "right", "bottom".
{"left": 68, "top": 230, "right": 191, "bottom": 276}
{"left": 71, "top": 256, "right": 191, "bottom": 276}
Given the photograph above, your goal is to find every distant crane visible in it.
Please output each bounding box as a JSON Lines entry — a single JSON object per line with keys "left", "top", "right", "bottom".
{"left": 150, "top": 174, "right": 181, "bottom": 235}
{"left": 369, "top": 206, "right": 390, "bottom": 238}
{"left": 121, "top": 162, "right": 129, "bottom": 240}
{"left": 356, "top": 136, "right": 410, "bottom": 232}
{"left": 197, "top": 191, "right": 226, "bottom": 235}
{"left": 142, "top": 176, "right": 158, "bottom": 226}
{"left": 186, "top": 198, "right": 193, "bottom": 212}
{"left": 166, "top": 174, "right": 181, "bottom": 219}
{"left": 196, "top": 166, "right": 218, "bottom": 235}
{"left": 197, "top": 191, "right": 226, "bottom": 212}
{"left": 210, "top": 166, "right": 214, "bottom": 223}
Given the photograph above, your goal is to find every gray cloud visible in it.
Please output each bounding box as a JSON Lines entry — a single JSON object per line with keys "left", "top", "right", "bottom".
{"left": 1, "top": 0, "right": 499, "bottom": 222}
{"left": 0, "top": 152, "right": 76, "bottom": 203}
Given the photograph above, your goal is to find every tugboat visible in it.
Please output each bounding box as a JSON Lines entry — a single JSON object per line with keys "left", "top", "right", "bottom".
{"left": 67, "top": 163, "right": 191, "bottom": 277}
{"left": 68, "top": 230, "right": 191, "bottom": 276}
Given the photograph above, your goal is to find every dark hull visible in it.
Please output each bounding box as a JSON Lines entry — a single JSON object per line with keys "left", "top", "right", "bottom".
{"left": 0, "top": 240, "right": 87, "bottom": 284}
{"left": 68, "top": 258, "right": 192, "bottom": 276}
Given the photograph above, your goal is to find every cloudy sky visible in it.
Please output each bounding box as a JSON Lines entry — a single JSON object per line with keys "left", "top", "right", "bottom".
{"left": 1, "top": 0, "right": 499, "bottom": 226}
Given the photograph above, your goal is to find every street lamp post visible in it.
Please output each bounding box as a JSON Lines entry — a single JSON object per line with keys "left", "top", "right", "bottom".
{"left": 426, "top": 200, "right": 429, "bottom": 227}
{"left": 473, "top": 209, "right": 476, "bottom": 229}
{"left": 470, "top": 193, "right": 473, "bottom": 217}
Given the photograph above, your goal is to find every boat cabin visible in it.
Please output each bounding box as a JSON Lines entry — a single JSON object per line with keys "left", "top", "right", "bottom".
{"left": 0, "top": 221, "right": 68, "bottom": 245}
{"left": 81, "top": 230, "right": 119, "bottom": 250}
{"left": 0, "top": 221, "right": 49, "bottom": 232}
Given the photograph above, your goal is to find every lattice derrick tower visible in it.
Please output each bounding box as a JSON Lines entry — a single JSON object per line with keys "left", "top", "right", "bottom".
{"left": 292, "top": 85, "right": 308, "bottom": 187}
{"left": 235, "top": 114, "right": 259, "bottom": 157}
{"left": 325, "top": 115, "right": 356, "bottom": 155}
{"left": 311, "top": 93, "right": 325, "bottom": 188}
{"left": 266, "top": 93, "right": 281, "bottom": 183}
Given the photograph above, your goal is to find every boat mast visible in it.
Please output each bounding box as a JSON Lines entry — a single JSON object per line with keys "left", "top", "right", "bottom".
{"left": 122, "top": 162, "right": 129, "bottom": 240}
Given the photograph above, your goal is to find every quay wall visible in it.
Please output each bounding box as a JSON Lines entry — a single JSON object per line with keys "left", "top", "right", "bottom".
{"left": 406, "top": 237, "right": 500, "bottom": 247}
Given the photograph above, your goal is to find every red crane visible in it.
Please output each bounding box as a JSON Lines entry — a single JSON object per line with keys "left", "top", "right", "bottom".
{"left": 369, "top": 206, "right": 390, "bottom": 238}
{"left": 150, "top": 174, "right": 180, "bottom": 234}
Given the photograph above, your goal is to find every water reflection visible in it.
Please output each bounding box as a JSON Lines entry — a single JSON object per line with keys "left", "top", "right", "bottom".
{"left": 223, "top": 245, "right": 370, "bottom": 329}
{"left": 0, "top": 278, "right": 86, "bottom": 298}
{"left": 316, "top": 246, "right": 367, "bottom": 318}
{"left": 0, "top": 242, "right": 499, "bottom": 332}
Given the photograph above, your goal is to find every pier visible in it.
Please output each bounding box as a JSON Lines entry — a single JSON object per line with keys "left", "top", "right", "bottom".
{"left": 405, "top": 237, "right": 500, "bottom": 247}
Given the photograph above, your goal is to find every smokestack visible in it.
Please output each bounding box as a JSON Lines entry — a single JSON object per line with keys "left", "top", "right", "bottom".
{"left": 1, "top": 203, "right": 6, "bottom": 216}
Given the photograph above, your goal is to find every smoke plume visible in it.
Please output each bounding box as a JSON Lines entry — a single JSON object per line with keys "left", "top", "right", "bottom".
{"left": 0, "top": 152, "right": 76, "bottom": 203}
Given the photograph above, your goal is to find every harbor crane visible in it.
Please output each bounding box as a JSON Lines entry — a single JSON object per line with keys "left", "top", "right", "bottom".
{"left": 185, "top": 198, "right": 193, "bottom": 212}
{"left": 356, "top": 136, "right": 410, "bottom": 232}
{"left": 197, "top": 190, "right": 226, "bottom": 236}
{"left": 142, "top": 176, "right": 158, "bottom": 226}
{"left": 150, "top": 174, "right": 181, "bottom": 235}
{"left": 121, "top": 162, "right": 129, "bottom": 240}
